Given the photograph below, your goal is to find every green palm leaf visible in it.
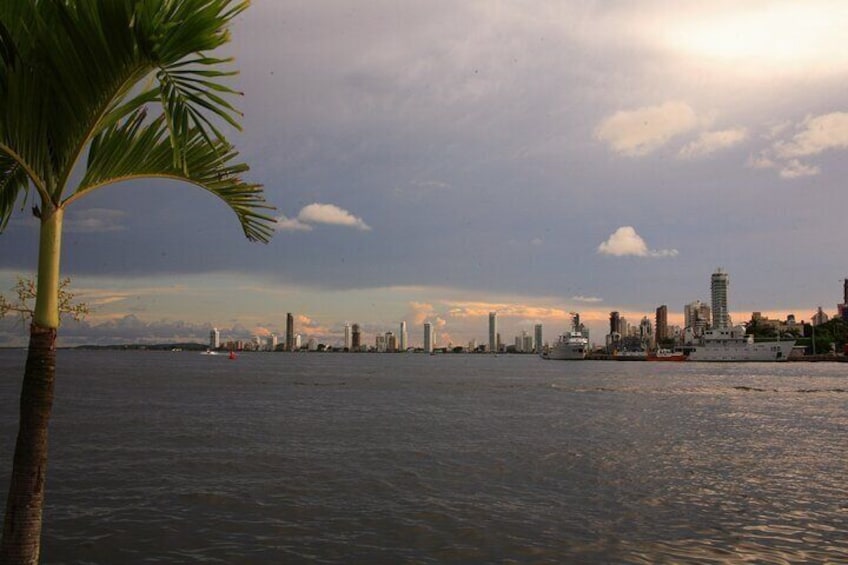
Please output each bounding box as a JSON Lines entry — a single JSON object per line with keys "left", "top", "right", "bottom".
{"left": 0, "top": 0, "right": 273, "bottom": 241}
{"left": 77, "top": 111, "right": 275, "bottom": 242}
{"left": 0, "top": 150, "right": 28, "bottom": 230}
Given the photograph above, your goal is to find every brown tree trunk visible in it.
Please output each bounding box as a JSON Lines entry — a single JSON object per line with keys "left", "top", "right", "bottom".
{"left": 1, "top": 324, "right": 57, "bottom": 564}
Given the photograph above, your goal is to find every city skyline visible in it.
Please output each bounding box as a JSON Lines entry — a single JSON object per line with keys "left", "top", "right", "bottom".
{"left": 2, "top": 2, "right": 848, "bottom": 347}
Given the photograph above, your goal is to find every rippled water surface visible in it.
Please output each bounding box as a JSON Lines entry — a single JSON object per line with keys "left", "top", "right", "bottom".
{"left": 1, "top": 350, "right": 847, "bottom": 563}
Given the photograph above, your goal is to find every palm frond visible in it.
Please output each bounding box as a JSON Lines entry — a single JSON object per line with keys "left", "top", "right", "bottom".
{"left": 0, "top": 0, "right": 271, "bottom": 243}
{"left": 0, "top": 150, "right": 29, "bottom": 231}
{"left": 76, "top": 112, "right": 275, "bottom": 242}
{"left": 126, "top": 0, "right": 250, "bottom": 171}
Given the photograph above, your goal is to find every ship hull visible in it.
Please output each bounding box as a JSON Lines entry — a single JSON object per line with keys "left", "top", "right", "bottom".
{"left": 687, "top": 341, "right": 794, "bottom": 362}
{"left": 546, "top": 343, "right": 588, "bottom": 360}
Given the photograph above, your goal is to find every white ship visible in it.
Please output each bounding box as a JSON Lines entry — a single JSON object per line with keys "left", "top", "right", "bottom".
{"left": 686, "top": 326, "right": 794, "bottom": 362}
{"left": 545, "top": 313, "right": 589, "bottom": 360}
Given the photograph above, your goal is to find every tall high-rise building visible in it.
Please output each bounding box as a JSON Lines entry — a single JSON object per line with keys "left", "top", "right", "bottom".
{"left": 351, "top": 323, "right": 361, "bottom": 350}
{"left": 423, "top": 322, "right": 434, "bottom": 353}
{"left": 344, "top": 323, "right": 352, "bottom": 351}
{"left": 711, "top": 269, "right": 730, "bottom": 329}
{"left": 684, "top": 300, "right": 711, "bottom": 332}
{"left": 399, "top": 321, "right": 408, "bottom": 351}
{"left": 385, "top": 331, "right": 397, "bottom": 352}
{"left": 210, "top": 328, "right": 220, "bottom": 349}
{"left": 488, "top": 312, "right": 498, "bottom": 353}
{"left": 609, "top": 311, "right": 621, "bottom": 336}
{"left": 534, "top": 324, "right": 543, "bottom": 354}
{"left": 639, "top": 316, "right": 654, "bottom": 347}
{"left": 839, "top": 279, "right": 848, "bottom": 322}
{"left": 655, "top": 305, "right": 668, "bottom": 342}
{"left": 286, "top": 313, "right": 294, "bottom": 351}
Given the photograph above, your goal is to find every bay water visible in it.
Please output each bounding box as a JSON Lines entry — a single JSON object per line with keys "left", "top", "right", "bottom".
{"left": 1, "top": 350, "right": 846, "bottom": 563}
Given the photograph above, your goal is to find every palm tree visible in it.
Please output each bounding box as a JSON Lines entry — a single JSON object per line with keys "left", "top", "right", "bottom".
{"left": 0, "top": 1, "right": 274, "bottom": 562}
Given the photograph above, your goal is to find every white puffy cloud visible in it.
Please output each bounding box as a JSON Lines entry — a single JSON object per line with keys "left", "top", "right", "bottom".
{"left": 678, "top": 127, "right": 748, "bottom": 159}
{"left": 297, "top": 203, "right": 372, "bottom": 231}
{"left": 749, "top": 111, "right": 848, "bottom": 179}
{"left": 276, "top": 203, "right": 371, "bottom": 232}
{"left": 773, "top": 112, "right": 848, "bottom": 158}
{"left": 275, "top": 215, "right": 313, "bottom": 232}
{"left": 594, "top": 101, "right": 702, "bottom": 156}
{"left": 597, "top": 226, "right": 678, "bottom": 258}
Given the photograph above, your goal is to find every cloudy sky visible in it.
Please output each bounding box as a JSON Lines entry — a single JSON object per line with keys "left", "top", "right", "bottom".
{"left": 2, "top": 0, "right": 848, "bottom": 347}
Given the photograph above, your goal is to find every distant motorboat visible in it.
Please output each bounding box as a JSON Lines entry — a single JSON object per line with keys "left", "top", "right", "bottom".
{"left": 646, "top": 349, "right": 686, "bottom": 362}
{"left": 201, "top": 349, "right": 220, "bottom": 356}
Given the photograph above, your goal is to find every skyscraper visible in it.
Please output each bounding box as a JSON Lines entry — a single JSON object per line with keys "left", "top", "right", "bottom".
{"left": 351, "top": 324, "right": 361, "bottom": 350}
{"left": 286, "top": 312, "right": 294, "bottom": 351}
{"left": 711, "top": 269, "right": 730, "bottom": 329}
{"left": 423, "top": 322, "right": 434, "bottom": 353}
{"left": 344, "top": 323, "right": 352, "bottom": 351}
{"left": 534, "top": 324, "right": 543, "bottom": 354}
{"left": 655, "top": 305, "right": 668, "bottom": 342}
{"left": 609, "top": 311, "right": 621, "bottom": 336}
{"left": 684, "top": 300, "right": 711, "bottom": 334}
{"left": 488, "top": 312, "right": 498, "bottom": 353}
{"left": 210, "top": 327, "right": 220, "bottom": 349}
{"left": 399, "top": 321, "right": 408, "bottom": 351}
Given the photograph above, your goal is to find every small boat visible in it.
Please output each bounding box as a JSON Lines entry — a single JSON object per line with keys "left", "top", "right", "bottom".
{"left": 647, "top": 349, "right": 686, "bottom": 362}
{"left": 228, "top": 350, "right": 237, "bottom": 360}
{"left": 201, "top": 349, "right": 219, "bottom": 356}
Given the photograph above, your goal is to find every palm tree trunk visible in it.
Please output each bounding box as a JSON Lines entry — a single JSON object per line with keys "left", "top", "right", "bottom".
{"left": 0, "top": 325, "right": 57, "bottom": 564}
{"left": 1, "top": 207, "right": 63, "bottom": 565}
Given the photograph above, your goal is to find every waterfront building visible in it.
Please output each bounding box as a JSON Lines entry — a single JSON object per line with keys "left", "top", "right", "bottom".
{"left": 294, "top": 334, "right": 302, "bottom": 350}
{"left": 711, "top": 269, "right": 730, "bottom": 329}
{"left": 812, "top": 306, "right": 829, "bottom": 326}
{"left": 385, "top": 331, "right": 397, "bottom": 352}
{"left": 399, "top": 321, "right": 408, "bottom": 351}
{"left": 515, "top": 331, "right": 533, "bottom": 353}
{"left": 838, "top": 279, "right": 848, "bottom": 322}
{"left": 655, "top": 305, "right": 668, "bottom": 343}
{"left": 285, "top": 313, "right": 294, "bottom": 351}
{"left": 639, "top": 317, "right": 654, "bottom": 348}
{"left": 307, "top": 337, "right": 317, "bottom": 351}
{"left": 424, "top": 322, "right": 434, "bottom": 353}
{"left": 210, "top": 328, "right": 220, "bottom": 349}
{"left": 344, "top": 323, "right": 352, "bottom": 351}
{"left": 268, "top": 334, "right": 278, "bottom": 351}
{"left": 488, "top": 312, "right": 498, "bottom": 353}
{"left": 375, "top": 334, "right": 386, "bottom": 352}
{"left": 607, "top": 311, "right": 622, "bottom": 351}
{"left": 352, "top": 323, "right": 361, "bottom": 351}
{"left": 534, "top": 324, "right": 543, "bottom": 354}
{"left": 684, "top": 300, "right": 711, "bottom": 336}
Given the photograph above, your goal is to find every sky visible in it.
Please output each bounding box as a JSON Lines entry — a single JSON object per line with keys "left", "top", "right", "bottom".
{"left": 2, "top": 0, "right": 848, "bottom": 347}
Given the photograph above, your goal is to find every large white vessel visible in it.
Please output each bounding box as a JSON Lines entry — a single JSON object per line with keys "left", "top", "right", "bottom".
{"left": 545, "top": 314, "right": 589, "bottom": 360}
{"left": 686, "top": 326, "right": 795, "bottom": 362}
